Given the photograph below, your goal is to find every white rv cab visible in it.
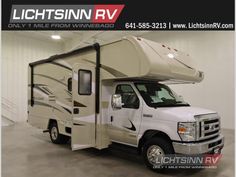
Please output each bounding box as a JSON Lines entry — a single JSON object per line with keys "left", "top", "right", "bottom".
{"left": 28, "top": 36, "right": 224, "bottom": 169}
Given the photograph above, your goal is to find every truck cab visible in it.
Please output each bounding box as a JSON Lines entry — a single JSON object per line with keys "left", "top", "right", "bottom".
{"left": 108, "top": 81, "right": 224, "bottom": 168}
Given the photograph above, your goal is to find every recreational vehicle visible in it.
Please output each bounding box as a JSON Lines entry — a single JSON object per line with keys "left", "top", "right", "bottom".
{"left": 28, "top": 36, "right": 224, "bottom": 169}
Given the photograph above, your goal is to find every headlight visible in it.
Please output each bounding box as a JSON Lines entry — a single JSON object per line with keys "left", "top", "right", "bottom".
{"left": 177, "top": 122, "right": 196, "bottom": 141}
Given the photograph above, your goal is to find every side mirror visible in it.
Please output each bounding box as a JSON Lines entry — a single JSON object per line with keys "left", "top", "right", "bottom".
{"left": 111, "top": 94, "right": 123, "bottom": 109}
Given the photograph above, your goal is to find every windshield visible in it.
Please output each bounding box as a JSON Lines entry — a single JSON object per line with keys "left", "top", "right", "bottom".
{"left": 134, "top": 83, "right": 190, "bottom": 108}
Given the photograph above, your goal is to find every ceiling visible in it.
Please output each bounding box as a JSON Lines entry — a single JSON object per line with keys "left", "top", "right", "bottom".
{"left": 13, "top": 31, "right": 83, "bottom": 42}
{"left": 13, "top": 31, "right": 151, "bottom": 50}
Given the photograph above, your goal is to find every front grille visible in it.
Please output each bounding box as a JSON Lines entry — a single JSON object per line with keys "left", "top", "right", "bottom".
{"left": 205, "top": 130, "right": 219, "bottom": 136}
{"left": 195, "top": 114, "right": 220, "bottom": 141}
{"left": 204, "top": 119, "right": 219, "bottom": 124}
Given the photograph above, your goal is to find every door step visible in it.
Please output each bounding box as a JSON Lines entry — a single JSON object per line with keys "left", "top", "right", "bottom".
{"left": 109, "top": 142, "right": 138, "bottom": 155}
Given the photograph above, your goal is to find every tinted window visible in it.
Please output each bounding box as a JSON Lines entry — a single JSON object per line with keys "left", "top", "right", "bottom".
{"left": 67, "top": 77, "right": 72, "bottom": 92}
{"left": 115, "top": 84, "right": 139, "bottom": 109}
{"left": 78, "top": 70, "right": 92, "bottom": 95}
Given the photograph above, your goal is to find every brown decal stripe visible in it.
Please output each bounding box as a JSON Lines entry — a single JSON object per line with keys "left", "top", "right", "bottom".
{"left": 29, "top": 100, "right": 63, "bottom": 113}
{"left": 64, "top": 89, "right": 72, "bottom": 96}
{"left": 28, "top": 84, "right": 47, "bottom": 87}
{"left": 34, "top": 74, "right": 67, "bottom": 87}
{"left": 73, "top": 101, "right": 87, "bottom": 107}
{"left": 29, "top": 84, "right": 54, "bottom": 96}
{"left": 28, "top": 100, "right": 72, "bottom": 115}
{"left": 50, "top": 62, "right": 72, "bottom": 71}
{"left": 34, "top": 85, "right": 50, "bottom": 95}
{"left": 61, "top": 106, "right": 72, "bottom": 114}
{"left": 73, "top": 123, "right": 85, "bottom": 126}
{"left": 28, "top": 84, "right": 52, "bottom": 95}
{"left": 42, "top": 87, "right": 53, "bottom": 94}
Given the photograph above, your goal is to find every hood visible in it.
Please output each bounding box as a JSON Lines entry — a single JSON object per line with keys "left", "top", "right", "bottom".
{"left": 154, "top": 106, "right": 217, "bottom": 122}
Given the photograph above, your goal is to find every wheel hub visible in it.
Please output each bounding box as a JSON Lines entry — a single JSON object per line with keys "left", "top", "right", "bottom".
{"left": 51, "top": 127, "right": 58, "bottom": 140}
{"left": 147, "top": 145, "right": 165, "bottom": 166}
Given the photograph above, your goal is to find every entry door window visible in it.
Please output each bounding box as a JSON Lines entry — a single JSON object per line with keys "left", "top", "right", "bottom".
{"left": 78, "top": 70, "right": 92, "bottom": 95}
{"left": 115, "top": 84, "right": 139, "bottom": 109}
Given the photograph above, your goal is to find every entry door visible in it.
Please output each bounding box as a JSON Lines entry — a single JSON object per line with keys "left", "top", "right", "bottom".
{"left": 71, "top": 63, "right": 96, "bottom": 150}
{"left": 109, "top": 84, "right": 142, "bottom": 146}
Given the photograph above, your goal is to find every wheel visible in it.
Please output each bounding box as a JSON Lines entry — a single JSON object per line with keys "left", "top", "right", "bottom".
{"left": 142, "top": 137, "right": 174, "bottom": 170}
{"left": 49, "top": 122, "right": 69, "bottom": 144}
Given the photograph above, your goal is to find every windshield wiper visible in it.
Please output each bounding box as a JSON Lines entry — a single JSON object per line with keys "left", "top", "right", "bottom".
{"left": 152, "top": 103, "right": 190, "bottom": 108}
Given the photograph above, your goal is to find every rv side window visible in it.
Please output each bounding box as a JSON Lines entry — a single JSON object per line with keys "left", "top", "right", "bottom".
{"left": 115, "top": 84, "right": 139, "bottom": 109}
{"left": 78, "top": 70, "right": 92, "bottom": 95}
{"left": 67, "top": 77, "right": 72, "bottom": 92}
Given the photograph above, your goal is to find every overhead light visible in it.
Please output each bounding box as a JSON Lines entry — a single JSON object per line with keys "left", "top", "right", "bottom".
{"left": 51, "top": 35, "right": 61, "bottom": 40}
{"left": 167, "top": 53, "right": 174, "bottom": 59}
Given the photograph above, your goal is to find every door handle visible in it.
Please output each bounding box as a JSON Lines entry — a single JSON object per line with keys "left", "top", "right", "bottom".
{"left": 110, "top": 116, "right": 113, "bottom": 122}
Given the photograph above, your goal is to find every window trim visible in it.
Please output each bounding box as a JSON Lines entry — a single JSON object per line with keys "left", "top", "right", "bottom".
{"left": 115, "top": 84, "right": 140, "bottom": 109}
{"left": 78, "top": 69, "right": 92, "bottom": 95}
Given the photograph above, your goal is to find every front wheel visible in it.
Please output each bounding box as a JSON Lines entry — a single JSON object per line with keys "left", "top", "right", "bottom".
{"left": 142, "top": 137, "right": 174, "bottom": 170}
{"left": 49, "top": 122, "right": 69, "bottom": 144}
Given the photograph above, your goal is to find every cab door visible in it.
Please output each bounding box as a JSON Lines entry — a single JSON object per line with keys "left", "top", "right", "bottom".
{"left": 71, "top": 63, "right": 96, "bottom": 150}
{"left": 108, "top": 83, "right": 142, "bottom": 146}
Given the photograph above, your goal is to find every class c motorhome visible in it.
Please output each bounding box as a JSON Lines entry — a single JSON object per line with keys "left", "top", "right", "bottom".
{"left": 28, "top": 36, "right": 224, "bottom": 169}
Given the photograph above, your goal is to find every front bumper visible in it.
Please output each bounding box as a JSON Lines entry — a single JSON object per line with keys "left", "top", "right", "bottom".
{"left": 172, "top": 134, "right": 224, "bottom": 154}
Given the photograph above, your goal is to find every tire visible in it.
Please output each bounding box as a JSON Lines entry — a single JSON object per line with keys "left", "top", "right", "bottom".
{"left": 49, "top": 122, "right": 69, "bottom": 144}
{"left": 142, "top": 137, "right": 174, "bottom": 170}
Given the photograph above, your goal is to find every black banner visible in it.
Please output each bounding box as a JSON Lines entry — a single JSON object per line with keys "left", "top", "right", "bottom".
{"left": 2, "top": 0, "right": 235, "bottom": 30}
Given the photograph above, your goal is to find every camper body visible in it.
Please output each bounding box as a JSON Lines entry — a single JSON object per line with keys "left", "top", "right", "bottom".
{"left": 28, "top": 36, "right": 224, "bottom": 169}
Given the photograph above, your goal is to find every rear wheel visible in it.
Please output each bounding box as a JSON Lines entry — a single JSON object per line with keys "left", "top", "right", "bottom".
{"left": 142, "top": 137, "right": 174, "bottom": 170}
{"left": 49, "top": 122, "right": 69, "bottom": 144}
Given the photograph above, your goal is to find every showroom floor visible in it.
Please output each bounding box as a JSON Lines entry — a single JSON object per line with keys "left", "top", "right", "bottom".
{"left": 2, "top": 123, "right": 234, "bottom": 177}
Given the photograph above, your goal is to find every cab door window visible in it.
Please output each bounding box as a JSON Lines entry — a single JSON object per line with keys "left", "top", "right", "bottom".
{"left": 115, "top": 84, "right": 139, "bottom": 109}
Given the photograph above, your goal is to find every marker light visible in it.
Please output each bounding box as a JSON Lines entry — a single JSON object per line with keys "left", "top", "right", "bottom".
{"left": 167, "top": 53, "right": 174, "bottom": 59}
{"left": 51, "top": 35, "right": 61, "bottom": 40}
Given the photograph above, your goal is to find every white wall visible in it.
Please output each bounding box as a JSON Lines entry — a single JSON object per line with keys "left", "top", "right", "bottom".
{"left": 142, "top": 32, "right": 235, "bottom": 129}
{"left": 1, "top": 32, "right": 63, "bottom": 122}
